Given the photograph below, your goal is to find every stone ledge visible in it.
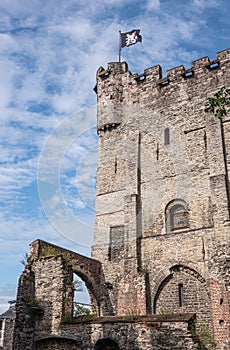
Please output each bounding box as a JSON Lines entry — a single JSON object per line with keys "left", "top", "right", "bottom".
{"left": 60, "top": 313, "right": 196, "bottom": 325}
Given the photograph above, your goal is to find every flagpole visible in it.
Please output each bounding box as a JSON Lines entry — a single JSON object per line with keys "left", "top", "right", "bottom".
{"left": 119, "top": 31, "right": 121, "bottom": 62}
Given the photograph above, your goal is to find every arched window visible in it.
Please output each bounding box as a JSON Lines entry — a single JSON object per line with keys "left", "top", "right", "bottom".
{"left": 73, "top": 274, "right": 90, "bottom": 317}
{"left": 165, "top": 199, "right": 189, "bottom": 232}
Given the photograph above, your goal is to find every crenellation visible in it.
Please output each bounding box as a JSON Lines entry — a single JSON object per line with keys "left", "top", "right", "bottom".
{"left": 217, "top": 47, "right": 230, "bottom": 61}
{"left": 96, "top": 49, "right": 230, "bottom": 135}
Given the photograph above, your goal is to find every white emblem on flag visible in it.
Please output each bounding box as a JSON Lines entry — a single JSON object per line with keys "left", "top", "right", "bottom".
{"left": 125, "top": 31, "right": 139, "bottom": 46}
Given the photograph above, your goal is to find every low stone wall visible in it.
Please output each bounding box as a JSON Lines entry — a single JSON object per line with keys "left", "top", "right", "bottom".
{"left": 35, "top": 314, "right": 199, "bottom": 350}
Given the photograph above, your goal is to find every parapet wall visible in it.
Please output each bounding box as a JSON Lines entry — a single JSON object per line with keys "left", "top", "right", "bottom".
{"left": 34, "top": 314, "right": 198, "bottom": 350}
{"left": 95, "top": 48, "right": 230, "bottom": 131}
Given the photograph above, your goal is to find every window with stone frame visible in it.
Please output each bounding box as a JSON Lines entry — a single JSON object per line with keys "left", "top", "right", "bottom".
{"left": 165, "top": 199, "right": 189, "bottom": 232}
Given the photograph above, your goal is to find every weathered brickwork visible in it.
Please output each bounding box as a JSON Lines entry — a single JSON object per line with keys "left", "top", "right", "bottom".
{"left": 13, "top": 49, "right": 230, "bottom": 349}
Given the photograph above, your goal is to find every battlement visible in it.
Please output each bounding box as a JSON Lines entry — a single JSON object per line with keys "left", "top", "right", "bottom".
{"left": 96, "top": 48, "right": 230, "bottom": 89}
{"left": 95, "top": 48, "right": 230, "bottom": 131}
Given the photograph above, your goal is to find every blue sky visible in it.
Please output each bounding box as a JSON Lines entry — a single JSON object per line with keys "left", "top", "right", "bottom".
{"left": 0, "top": 0, "right": 229, "bottom": 313}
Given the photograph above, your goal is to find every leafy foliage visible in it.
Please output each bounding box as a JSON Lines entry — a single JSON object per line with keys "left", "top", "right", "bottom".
{"left": 20, "top": 252, "right": 29, "bottom": 266}
{"left": 74, "top": 303, "right": 91, "bottom": 317}
{"left": 205, "top": 87, "right": 230, "bottom": 119}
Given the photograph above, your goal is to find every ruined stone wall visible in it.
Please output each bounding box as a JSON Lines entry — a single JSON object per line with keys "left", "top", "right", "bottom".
{"left": 93, "top": 48, "right": 230, "bottom": 348}
{"left": 34, "top": 315, "right": 198, "bottom": 350}
{"left": 13, "top": 240, "right": 103, "bottom": 350}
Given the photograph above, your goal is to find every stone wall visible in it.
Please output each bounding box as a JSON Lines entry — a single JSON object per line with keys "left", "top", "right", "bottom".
{"left": 92, "top": 48, "right": 230, "bottom": 349}
{"left": 13, "top": 240, "right": 103, "bottom": 350}
{"left": 34, "top": 314, "right": 198, "bottom": 350}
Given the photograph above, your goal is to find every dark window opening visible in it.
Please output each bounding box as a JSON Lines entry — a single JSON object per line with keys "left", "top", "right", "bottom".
{"left": 114, "top": 157, "right": 117, "bottom": 173}
{"left": 158, "top": 78, "right": 170, "bottom": 87}
{"left": 183, "top": 70, "right": 194, "bottom": 78}
{"left": 178, "top": 283, "right": 184, "bottom": 307}
{"left": 164, "top": 128, "right": 170, "bottom": 145}
{"left": 156, "top": 143, "right": 159, "bottom": 160}
{"left": 135, "top": 74, "right": 146, "bottom": 83}
{"left": 94, "top": 338, "right": 120, "bottom": 350}
{"left": 208, "top": 62, "right": 219, "bottom": 70}
{"left": 204, "top": 130, "right": 207, "bottom": 150}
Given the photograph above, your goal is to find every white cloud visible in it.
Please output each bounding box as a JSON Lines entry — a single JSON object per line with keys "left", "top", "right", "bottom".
{"left": 145, "top": 0, "right": 161, "bottom": 11}
{"left": 192, "top": 0, "right": 220, "bottom": 10}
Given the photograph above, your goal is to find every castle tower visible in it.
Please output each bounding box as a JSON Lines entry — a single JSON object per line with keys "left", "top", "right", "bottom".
{"left": 92, "top": 49, "right": 230, "bottom": 347}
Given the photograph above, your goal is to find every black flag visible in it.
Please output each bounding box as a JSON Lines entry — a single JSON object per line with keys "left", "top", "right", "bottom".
{"left": 120, "top": 29, "right": 142, "bottom": 48}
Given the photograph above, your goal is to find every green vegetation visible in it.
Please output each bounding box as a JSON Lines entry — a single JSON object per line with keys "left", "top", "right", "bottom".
{"left": 60, "top": 305, "right": 96, "bottom": 324}
{"left": 39, "top": 246, "right": 78, "bottom": 266}
{"left": 189, "top": 320, "right": 216, "bottom": 350}
{"left": 198, "top": 326, "right": 216, "bottom": 350}
{"left": 138, "top": 266, "right": 149, "bottom": 274}
{"left": 25, "top": 297, "right": 40, "bottom": 307}
{"left": 205, "top": 86, "right": 230, "bottom": 119}
{"left": 125, "top": 307, "right": 142, "bottom": 321}
{"left": 40, "top": 246, "right": 57, "bottom": 257}
{"left": 74, "top": 303, "right": 91, "bottom": 317}
{"left": 20, "top": 252, "right": 29, "bottom": 266}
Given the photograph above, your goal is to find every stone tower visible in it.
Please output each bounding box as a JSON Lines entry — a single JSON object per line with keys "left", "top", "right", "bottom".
{"left": 92, "top": 49, "right": 230, "bottom": 346}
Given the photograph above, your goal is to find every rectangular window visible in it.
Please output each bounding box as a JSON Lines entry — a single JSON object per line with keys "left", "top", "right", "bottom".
{"left": 109, "top": 226, "right": 124, "bottom": 261}
{"left": 164, "top": 128, "right": 170, "bottom": 145}
{"left": 178, "top": 283, "right": 184, "bottom": 307}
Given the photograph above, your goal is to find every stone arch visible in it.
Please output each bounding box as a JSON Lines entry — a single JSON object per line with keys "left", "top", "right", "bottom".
{"left": 35, "top": 336, "right": 80, "bottom": 349}
{"left": 71, "top": 264, "right": 100, "bottom": 315}
{"left": 30, "top": 240, "right": 103, "bottom": 316}
{"left": 94, "top": 338, "right": 120, "bottom": 350}
{"left": 153, "top": 264, "right": 212, "bottom": 332}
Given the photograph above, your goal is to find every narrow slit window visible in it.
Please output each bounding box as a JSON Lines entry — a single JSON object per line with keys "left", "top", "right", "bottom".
{"left": 178, "top": 283, "right": 184, "bottom": 307}
{"left": 156, "top": 143, "right": 159, "bottom": 160}
{"left": 164, "top": 128, "right": 170, "bottom": 145}
{"left": 114, "top": 157, "right": 117, "bottom": 173}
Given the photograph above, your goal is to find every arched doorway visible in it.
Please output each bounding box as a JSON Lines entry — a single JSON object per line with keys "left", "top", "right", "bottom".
{"left": 153, "top": 265, "right": 212, "bottom": 333}
{"left": 94, "top": 338, "right": 120, "bottom": 350}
